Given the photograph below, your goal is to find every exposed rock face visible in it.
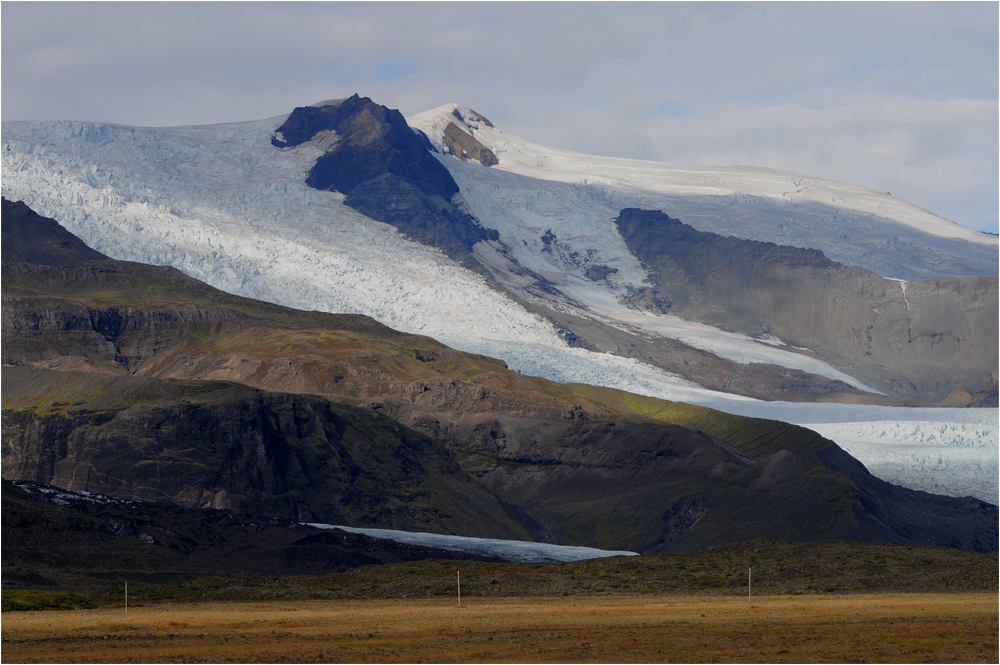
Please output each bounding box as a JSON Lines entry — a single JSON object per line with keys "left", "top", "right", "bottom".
{"left": 615, "top": 208, "right": 999, "bottom": 401}
{"left": 1, "top": 367, "right": 527, "bottom": 539}
{"left": 442, "top": 122, "right": 499, "bottom": 167}
{"left": 584, "top": 264, "right": 618, "bottom": 282}
{"left": 272, "top": 95, "right": 498, "bottom": 271}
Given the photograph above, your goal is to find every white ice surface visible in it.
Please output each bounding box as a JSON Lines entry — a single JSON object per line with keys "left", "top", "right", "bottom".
{"left": 410, "top": 104, "right": 998, "bottom": 282}
{"left": 437, "top": 137, "right": 884, "bottom": 392}
{"left": 2, "top": 115, "right": 996, "bottom": 505}
{"left": 306, "top": 523, "right": 638, "bottom": 563}
{"left": 700, "top": 402, "right": 999, "bottom": 505}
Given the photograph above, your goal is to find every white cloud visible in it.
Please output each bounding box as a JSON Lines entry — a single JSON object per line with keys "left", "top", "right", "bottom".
{"left": 2, "top": 2, "right": 996, "bottom": 231}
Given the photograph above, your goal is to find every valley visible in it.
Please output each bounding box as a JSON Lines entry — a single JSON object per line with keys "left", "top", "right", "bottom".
{"left": 1, "top": 91, "right": 998, "bottom": 613}
{"left": 1, "top": 188, "right": 996, "bottom": 663}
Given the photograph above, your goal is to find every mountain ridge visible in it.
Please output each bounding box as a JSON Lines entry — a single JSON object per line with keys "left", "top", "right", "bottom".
{"left": 2, "top": 198, "right": 996, "bottom": 555}
{"left": 1, "top": 96, "right": 995, "bottom": 503}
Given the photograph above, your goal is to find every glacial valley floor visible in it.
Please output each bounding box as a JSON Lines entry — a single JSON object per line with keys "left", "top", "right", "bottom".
{"left": 2, "top": 593, "right": 997, "bottom": 663}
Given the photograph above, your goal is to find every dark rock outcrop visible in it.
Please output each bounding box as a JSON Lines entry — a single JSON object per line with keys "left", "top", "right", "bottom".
{"left": 1, "top": 367, "right": 528, "bottom": 540}
{"left": 442, "top": 122, "right": 498, "bottom": 167}
{"left": 273, "top": 95, "right": 498, "bottom": 271}
{"left": 2, "top": 198, "right": 109, "bottom": 266}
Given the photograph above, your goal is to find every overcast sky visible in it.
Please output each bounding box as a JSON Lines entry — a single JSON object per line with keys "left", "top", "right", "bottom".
{"left": 3, "top": 2, "right": 997, "bottom": 232}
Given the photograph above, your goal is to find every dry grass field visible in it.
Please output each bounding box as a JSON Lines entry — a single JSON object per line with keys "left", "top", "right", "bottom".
{"left": 2, "top": 593, "right": 996, "bottom": 663}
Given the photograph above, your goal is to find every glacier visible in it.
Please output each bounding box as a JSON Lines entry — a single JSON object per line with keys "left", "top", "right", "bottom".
{"left": 2, "top": 112, "right": 996, "bottom": 505}
{"left": 306, "top": 524, "right": 638, "bottom": 563}
{"left": 411, "top": 104, "right": 997, "bottom": 281}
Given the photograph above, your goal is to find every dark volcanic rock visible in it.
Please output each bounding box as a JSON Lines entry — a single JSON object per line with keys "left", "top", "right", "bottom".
{"left": 585, "top": 264, "right": 618, "bottom": 281}
{"left": 273, "top": 95, "right": 497, "bottom": 270}
{"left": 442, "top": 122, "right": 499, "bottom": 167}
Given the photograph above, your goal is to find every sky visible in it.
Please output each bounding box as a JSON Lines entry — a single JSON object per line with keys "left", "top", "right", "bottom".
{"left": 2, "top": 2, "right": 997, "bottom": 233}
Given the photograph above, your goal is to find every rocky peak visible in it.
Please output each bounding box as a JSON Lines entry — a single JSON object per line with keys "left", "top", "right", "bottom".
{"left": 271, "top": 96, "right": 497, "bottom": 271}
{"left": 442, "top": 122, "right": 499, "bottom": 167}
{"left": 407, "top": 104, "right": 502, "bottom": 168}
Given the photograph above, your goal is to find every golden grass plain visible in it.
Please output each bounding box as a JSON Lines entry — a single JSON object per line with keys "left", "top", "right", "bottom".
{"left": 2, "top": 593, "right": 997, "bottom": 663}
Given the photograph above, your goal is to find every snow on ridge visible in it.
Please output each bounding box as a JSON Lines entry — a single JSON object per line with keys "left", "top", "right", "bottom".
{"left": 408, "top": 107, "right": 997, "bottom": 282}
{"left": 306, "top": 523, "right": 638, "bottom": 563}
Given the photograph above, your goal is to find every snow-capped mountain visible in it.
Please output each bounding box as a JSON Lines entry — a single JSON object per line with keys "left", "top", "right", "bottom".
{"left": 411, "top": 104, "right": 996, "bottom": 281}
{"left": 2, "top": 96, "right": 996, "bottom": 503}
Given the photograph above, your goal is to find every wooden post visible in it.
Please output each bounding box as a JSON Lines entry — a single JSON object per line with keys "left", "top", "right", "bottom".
{"left": 125, "top": 582, "right": 128, "bottom": 616}
{"left": 748, "top": 567, "right": 751, "bottom": 603}
{"left": 457, "top": 570, "right": 461, "bottom": 608}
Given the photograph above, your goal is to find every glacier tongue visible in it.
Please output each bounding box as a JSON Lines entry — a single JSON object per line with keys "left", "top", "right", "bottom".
{"left": 2, "top": 114, "right": 997, "bottom": 505}
{"left": 708, "top": 402, "right": 999, "bottom": 505}
{"left": 436, "top": 154, "right": 885, "bottom": 394}
{"left": 307, "top": 523, "right": 638, "bottom": 563}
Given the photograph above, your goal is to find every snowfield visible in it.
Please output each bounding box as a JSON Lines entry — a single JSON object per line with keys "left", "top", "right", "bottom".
{"left": 411, "top": 104, "right": 998, "bottom": 281}
{"left": 307, "top": 524, "right": 638, "bottom": 563}
{"left": 2, "top": 111, "right": 996, "bottom": 505}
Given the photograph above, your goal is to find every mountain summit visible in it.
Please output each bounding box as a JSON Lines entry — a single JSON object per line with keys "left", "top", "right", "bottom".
{"left": 273, "top": 94, "right": 497, "bottom": 270}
